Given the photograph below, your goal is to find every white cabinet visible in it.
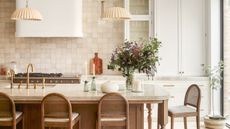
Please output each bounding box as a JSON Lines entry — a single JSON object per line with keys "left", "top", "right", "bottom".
{"left": 155, "top": 0, "right": 179, "bottom": 76}
{"left": 180, "top": 0, "right": 206, "bottom": 76}
{"left": 155, "top": 0, "right": 206, "bottom": 76}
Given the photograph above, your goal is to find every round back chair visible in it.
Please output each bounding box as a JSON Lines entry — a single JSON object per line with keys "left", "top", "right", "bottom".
{"left": 41, "top": 93, "right": 81, "bottom": 129}
{"left": 98, "top": 92, "right": 129, "bottom": 129}
{"left": 0, "top": 92, "right": 23, "bottom": 129}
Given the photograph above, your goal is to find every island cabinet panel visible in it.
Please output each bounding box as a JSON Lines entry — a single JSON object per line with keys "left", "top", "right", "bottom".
{"left": 1, "top": 104, "right": 144, "bottom": 129}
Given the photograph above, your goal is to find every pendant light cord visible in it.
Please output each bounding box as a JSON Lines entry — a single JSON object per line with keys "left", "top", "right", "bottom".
{"left": 26, "top": 0, "right": 29, "bottom": 8}
{"left": 101, "top": 1, "right": 105, "bottom": 18}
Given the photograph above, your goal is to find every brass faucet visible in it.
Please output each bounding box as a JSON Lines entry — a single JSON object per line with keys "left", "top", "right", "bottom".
{"left": 10, "top": 69, "right": 15, "bottom": 89}
{"left": 26, "top": 64, "right": 34, "bottom": 89}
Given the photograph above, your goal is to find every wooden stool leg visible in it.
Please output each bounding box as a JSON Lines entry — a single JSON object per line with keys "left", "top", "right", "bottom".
{"left": 196, "top": 116, "right": 200, "bottom": 129}
{"left": 79, "top": 118, "right": 81, "bottom": 129}
{"left": 22, "top": 117, "right": 24, "bottom": 129}
{"left": 171, "top": 117, "right": 174, "bottom": 129}
{"left": 157, "top": 118, "right": 160, "bottom": 129}
{"left": 147, "top": 104, "right": 152, "bottom": 129}
{"left": 184, "top": 117, "right": 187, "bottom": 129}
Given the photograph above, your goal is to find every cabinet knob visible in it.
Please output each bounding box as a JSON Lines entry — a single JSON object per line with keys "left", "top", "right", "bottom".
{"left": 170, "top": 96, "right": 175, "bottom": 98}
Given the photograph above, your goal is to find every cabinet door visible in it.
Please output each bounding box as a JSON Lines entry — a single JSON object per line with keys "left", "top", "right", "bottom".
{"left": 180, "top": 0, "right": 206, "bottom": 76}
{"left": 155, "top": 0, "right": 179, "bottom": 76}
{"left": 129, "top": 21, "right": 150, "bottom": 41}
{"left": 124, "top": 0, "right": 153, "bottom": 41}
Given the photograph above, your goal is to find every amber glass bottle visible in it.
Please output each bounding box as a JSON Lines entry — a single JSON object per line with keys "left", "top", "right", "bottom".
{"left": 90, "top": 53, "right": 103, "bottom": 75}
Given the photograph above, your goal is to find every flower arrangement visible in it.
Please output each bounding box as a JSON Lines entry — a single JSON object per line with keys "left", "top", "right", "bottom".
{"left": 108, "top": 38, "right": 161, "bottom": 90}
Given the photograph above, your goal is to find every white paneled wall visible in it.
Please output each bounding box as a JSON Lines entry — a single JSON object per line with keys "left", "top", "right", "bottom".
{"left": 224, "top": 0, "right": 230, "bottom": 116}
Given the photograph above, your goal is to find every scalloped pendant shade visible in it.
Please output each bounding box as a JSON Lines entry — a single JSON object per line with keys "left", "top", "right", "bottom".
{"left": 103, "top": 7, "right": 131, "bottom": 20}
{"left": 11, "top": 7, "right": 43, "bottom": 21}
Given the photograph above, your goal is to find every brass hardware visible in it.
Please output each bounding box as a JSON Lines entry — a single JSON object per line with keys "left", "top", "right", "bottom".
{"left": 34, "top": 83, "right": 37, "bottom": 89}
{"left": 18, "top": 81, "right": 22, "bottom": 89}
{"left": 42, "top": 78, "right": 45, "bottom": 89}
{"left": 10, "top": 69, "right": 15, "bottom": 89}
{"left": 26, "top": 64, "right": 34, "bottom": 89}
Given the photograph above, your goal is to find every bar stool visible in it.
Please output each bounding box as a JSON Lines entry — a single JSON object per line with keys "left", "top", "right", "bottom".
{"left": 0, "top": 92, "right": 24, "bottom": 129}
{"left": 41, "top": 93, "right": 81, "bottom": 129}
{"left": 167, "top": 84, "right": 201, "bottom": 129}
{"left": 97, "top": 92, "right": 129, "bottom": 129}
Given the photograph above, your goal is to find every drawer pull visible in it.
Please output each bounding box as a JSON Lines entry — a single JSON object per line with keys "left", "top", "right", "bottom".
{"left": 163, "top": 85, "right": 175, "bottom": 87}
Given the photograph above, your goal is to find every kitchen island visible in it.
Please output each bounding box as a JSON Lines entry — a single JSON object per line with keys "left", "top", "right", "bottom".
{"left": 0, "top": 84, "right": 169, "bottom": 129}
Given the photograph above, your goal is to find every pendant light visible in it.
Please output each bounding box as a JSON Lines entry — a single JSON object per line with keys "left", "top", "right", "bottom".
{"left": 11, "top": 0, "right": 43, "bottom": 21}
{"left": 101, "top": 0, "right": 131, "bottom": 20}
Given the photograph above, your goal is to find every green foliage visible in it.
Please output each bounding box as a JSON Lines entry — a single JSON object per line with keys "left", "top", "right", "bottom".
{"left": 108, "top": 38, "right": 161, "bottom": 78}
{"left": 203, "top": 61, "right": 224, "bottom": 90}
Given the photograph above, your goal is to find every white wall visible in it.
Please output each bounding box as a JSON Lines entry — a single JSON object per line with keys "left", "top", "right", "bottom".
{"left": 207, "top": 0, "right": 222, "bottom": 115}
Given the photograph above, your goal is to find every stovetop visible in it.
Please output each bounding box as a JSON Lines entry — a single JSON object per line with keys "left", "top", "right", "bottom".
{"left": 13, "top": 73, "right": 80, "bottom": 84}
{"left": 15, "top": 73, "right": 63, "bottom": 78}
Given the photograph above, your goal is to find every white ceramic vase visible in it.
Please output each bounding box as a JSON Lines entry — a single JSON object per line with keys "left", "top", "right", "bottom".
{"left": 100, "top": 81, "right": 119, "bottom": 93}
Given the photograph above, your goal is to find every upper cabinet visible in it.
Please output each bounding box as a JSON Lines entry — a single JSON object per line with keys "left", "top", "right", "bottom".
{"left": 155, "top": 0, "right": 206, "bottom": 76}
{"left": 180, "top": 0, "right": 206, "bottom": 76}
{"left": 124, "top": 0, "right": 153, "bottom": 41}
{"left": 155, "top": 0, "right": 179, "bottom": 76}
{"left": 15, "top": 0, "right": 83, "bottom": 37}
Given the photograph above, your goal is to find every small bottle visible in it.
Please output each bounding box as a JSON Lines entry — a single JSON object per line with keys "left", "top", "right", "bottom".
{"left": 91, "top": 77, "right": 96, "bottom": 91}
{"left": 0, "top": 65, "right": 6, "bottom": 75}
{"left": 84, "top": 81, "right": 89, "bottom": 92}
{"left": 10, "top": 61, "right": 17, "bottom": 74}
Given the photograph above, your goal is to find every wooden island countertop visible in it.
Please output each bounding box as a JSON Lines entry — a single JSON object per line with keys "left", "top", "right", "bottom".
{"left": 0, "top": 84, "right": 170, "bottom": 129}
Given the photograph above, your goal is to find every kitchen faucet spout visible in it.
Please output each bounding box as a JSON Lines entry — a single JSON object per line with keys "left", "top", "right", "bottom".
{"left": 26, "top": 64, "right": 34, "bottom": 89}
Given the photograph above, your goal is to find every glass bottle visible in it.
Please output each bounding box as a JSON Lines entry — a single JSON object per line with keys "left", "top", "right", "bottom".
{"left": 84, "top": 81, "right": 89, "bottom": 92}
{"left": 91, "top": 77, "right": 96, "bottom": 91}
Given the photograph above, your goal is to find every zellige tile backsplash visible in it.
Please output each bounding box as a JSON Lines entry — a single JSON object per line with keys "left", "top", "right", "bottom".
{"left": 0, "top": 0, "right": 123, "bottom": 75}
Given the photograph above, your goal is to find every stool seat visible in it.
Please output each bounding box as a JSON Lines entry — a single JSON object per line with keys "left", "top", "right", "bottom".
{"left": 169, "top": 105, "right": 197, "bottom": 117}
{"left": 0, "top": 112, "right": 22, "bottom": 122}
{"left": 45, "top": 112, "right": 79, "bottom": 123}
{"left": 101, "top": 117, "right": 127, "bottom": 122}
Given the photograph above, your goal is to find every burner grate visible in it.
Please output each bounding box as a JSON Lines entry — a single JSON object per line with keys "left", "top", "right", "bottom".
{"left": 15, "top": 73, "right": 63, "bottom": 77}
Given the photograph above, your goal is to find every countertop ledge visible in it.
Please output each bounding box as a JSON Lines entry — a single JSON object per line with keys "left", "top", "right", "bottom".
{"left": 0, "top": 74, "right": 208, "bottom": 82}
{"left": 0, "top": 84, "right": 170, "bottom": 103}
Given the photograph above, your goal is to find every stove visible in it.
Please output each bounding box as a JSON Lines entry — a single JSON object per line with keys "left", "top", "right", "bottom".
{"left": 13, "top": 73, "right": 81, "bottom": 84}
{"left": 15, "top": 73, "right": 63, "bottom": 77}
